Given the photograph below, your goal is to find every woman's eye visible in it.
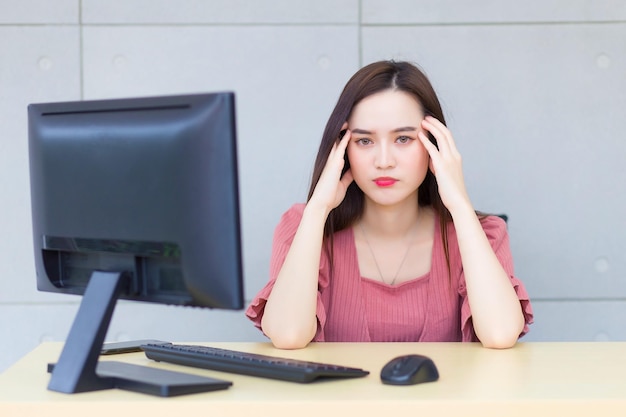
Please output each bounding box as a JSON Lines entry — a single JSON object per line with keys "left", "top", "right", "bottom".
{"left": 396, "top": 136, "right": 412, "bottom": 144}
{"left": 356, "top": 138, "right": 372, "bottom": 145}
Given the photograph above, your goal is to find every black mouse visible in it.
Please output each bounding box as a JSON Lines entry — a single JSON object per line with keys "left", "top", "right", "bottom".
{"left": 380, "top": 354, "right": 439, "bottom": 385}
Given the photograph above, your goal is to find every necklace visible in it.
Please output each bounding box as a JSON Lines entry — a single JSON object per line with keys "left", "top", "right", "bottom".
{"left": 359, "top": 221, "right": 419, "bottom": 286}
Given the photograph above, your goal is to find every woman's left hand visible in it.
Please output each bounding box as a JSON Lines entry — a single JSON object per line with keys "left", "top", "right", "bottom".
{"left": 418, "top": 116, "right": 472, "bottom": 215}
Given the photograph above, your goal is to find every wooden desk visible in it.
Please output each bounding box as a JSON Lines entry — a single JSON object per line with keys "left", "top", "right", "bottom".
{"left": 1, "top": 342, "right": 625, "bottom": 416}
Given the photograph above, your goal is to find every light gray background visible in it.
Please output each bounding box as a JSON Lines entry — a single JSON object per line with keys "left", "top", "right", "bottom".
{"left": 1, "top": 0, "right": 625, "bottom": 373}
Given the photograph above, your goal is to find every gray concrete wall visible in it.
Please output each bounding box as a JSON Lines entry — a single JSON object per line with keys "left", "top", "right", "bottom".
{"left": 1, "top": 0, "right": 625, "bottom": 372}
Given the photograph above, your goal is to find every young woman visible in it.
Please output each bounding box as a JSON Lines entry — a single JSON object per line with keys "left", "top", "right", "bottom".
{"left": 246, "top": 60, "right": 533, "bottom": 349}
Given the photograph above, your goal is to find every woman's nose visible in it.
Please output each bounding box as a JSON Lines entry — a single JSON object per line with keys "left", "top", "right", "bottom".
{"left": 374, "top": 142, "right": 395, "bottom": 169}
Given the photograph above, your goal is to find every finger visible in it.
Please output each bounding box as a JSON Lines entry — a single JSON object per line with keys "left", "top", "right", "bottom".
{"left": 423, "top": 116, "right": 449, "bottom": 139}
{"left": 421, "top": 118, "right": 451, "bottom": 155}
{"left": 418, "top": 130, "right": 439, "bottom": 159}
{"left": 418, "top": 131, "right": 442, "bottom": 176}
{"left": 335, "top": 128, "right": 351, "bottom": 154}
{"left": 337, "top": 122, "right": 349, "bottom": 142}
{"left": 325, "top": 129, "right": 351, "bottom": 172}
{"left": 423, "top": 116, "right": 459, "bottom": 156}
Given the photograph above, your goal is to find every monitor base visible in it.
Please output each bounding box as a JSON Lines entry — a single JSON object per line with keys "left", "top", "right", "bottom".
{"left": 49, "top": 361, "right": 231, "bottom": 397}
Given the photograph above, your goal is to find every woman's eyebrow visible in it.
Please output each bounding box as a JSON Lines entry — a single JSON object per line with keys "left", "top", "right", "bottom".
{"left": 393, "top": 126, "right": 418, "bottom": 133}
{"left": 351, "top": 126, "right": 418, "bottom": 134}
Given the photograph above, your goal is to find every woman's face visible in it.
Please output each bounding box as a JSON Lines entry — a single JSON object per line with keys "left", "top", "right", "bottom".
{"left": 346, "top": 90, "right": 430, "bottom": 208}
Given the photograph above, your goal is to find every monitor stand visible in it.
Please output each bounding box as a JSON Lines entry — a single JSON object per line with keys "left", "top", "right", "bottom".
{"left": 47, "top": 271, "right": 232, "bottom": 397}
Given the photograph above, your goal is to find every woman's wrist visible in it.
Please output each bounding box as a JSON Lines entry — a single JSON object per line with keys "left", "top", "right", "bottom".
{"left": 304, "top": 198, "right": 333, "bottom": 221}
{"left": 447, "top": 199, "right": 476, "bottom": 223}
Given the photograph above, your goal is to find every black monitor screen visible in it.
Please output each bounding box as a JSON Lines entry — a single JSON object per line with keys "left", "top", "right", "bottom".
{"left": 28, "top": 92, "right": 244, "bottom": 395}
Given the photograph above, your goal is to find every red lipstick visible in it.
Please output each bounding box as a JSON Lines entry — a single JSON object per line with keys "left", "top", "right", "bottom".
{"left": 374, "top": 177, "right": 397, "bottom": 187}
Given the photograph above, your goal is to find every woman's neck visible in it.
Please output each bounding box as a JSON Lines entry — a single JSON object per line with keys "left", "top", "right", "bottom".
{"left": 361, "top": 198, "right": 423, "bottom": 238}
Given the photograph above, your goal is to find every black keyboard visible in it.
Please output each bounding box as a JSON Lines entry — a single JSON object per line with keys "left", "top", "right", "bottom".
{"left": 141, "top": 343, "right": 369, "bottom": 383}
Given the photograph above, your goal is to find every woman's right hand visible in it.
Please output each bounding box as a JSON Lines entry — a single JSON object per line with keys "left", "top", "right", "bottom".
{"left": 308, "top": 124, "right": 354, "bottom": 212}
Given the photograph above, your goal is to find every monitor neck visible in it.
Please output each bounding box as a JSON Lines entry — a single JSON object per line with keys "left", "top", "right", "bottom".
{"left": 48, "top": 271, "right": 127, "bottom": 393}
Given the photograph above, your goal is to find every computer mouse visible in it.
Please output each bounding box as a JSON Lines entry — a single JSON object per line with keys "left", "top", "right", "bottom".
{"left": 380, "top": 354, "right": 439, "bottom": 385}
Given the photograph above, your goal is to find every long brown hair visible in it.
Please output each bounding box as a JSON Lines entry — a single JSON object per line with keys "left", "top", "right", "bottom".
{"left": 307, "top": 60, "right": 453, "bottom": 271}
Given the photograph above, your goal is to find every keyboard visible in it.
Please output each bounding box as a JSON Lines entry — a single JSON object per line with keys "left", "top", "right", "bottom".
{"left": 141, "top": 343, "right": 369, "bottom": 383}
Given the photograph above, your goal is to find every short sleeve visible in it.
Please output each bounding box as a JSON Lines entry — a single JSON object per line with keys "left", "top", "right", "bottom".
{"left": 458, "top": 215, "right": 534, "bottom": 342}
{"left": 245, "top": 204, "right": 330, "bottom": 340}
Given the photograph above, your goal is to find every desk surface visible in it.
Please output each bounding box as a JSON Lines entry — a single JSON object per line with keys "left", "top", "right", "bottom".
{"left": 1, "top": 341, "right": 626, "bottom": 416}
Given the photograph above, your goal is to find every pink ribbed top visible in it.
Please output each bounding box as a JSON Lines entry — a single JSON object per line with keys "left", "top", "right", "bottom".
{"left": 246, "top": 204, "right": 533, "bottom": 342}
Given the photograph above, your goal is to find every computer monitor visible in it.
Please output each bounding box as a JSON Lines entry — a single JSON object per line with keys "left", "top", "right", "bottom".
{"left": 28, "top": 92, "right": 244, "bottom": 396}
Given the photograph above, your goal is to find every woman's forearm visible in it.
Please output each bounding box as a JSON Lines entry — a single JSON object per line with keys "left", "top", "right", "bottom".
{"left": 261, "top": 203, "right": 329, "bottom": 349}
{"left": 452, "top": 208, "right": 525, "bottom": 348}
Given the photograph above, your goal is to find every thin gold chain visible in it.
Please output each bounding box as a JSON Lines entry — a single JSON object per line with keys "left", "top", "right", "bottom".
{"left": 359, "top": 221, "right": 419, "bottom": 285}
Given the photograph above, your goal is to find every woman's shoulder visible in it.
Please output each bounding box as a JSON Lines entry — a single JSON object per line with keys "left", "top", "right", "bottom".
{"left": 272, "top": 203, "right": 309, "bottom": 242}
{"left": 279, "top": 203, "right": 306, "bottom": 221}
{"left": 279, "top": 203, "right": 354, "bottom": 240}
{"left": 477, "top": 213, "right": 509, "bottom": 241}
{"left": 435, "top": 212, "right": 509, "bottom": 263}
{"left": 439, "top": 211, "right": 507, "bottom": 236}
